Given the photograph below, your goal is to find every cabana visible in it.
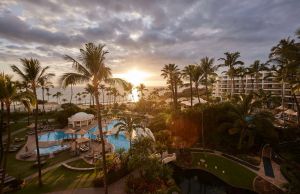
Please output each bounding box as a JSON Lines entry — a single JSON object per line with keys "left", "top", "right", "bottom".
{"left": 68, "top": 112, "right": 94, "bottom": 128}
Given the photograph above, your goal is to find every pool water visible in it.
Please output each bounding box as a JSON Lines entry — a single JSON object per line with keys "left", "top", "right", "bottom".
{"left": 37, "top": 145, "right": 69, "bottom": 155}
{"left": 38, "top": 120, "right": 129, "bottom": 151}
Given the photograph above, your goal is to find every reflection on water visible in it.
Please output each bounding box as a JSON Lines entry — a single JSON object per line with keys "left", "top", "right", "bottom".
{"left": 170, "top": 164, "right": 257, "bottom": 194}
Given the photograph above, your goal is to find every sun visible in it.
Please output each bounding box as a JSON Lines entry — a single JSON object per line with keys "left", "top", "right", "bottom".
{"left": 115, "top": 69, "right": 151, "bottom": 86}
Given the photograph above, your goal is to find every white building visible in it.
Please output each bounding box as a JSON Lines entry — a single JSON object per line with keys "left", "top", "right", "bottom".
{"left": 213, "top": 71, "right": 299, "bottom": 108}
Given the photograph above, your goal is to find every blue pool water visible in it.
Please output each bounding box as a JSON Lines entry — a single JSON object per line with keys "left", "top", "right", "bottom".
{"left": 38, "top": 120, "right": 129, "bottom": 151}
{"left": 37, "top": 145, "right": 69, "bottom": 155}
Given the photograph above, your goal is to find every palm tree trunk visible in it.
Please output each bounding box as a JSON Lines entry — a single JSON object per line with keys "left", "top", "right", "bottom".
{"left": 42, "top": 87, "right": 45, "bottom": 113}
{"left": 282, "top": 81, "right": 285, "bottom": 124}
{"left": 0, "top": 103, "right": 11, "bottom": 194}
{"left": 70, "top": 84, "right": 73, "bottom": 104}
{"left": 293, "top": 93, "right": 300, "bottom": 127}
{"left": 238, "top": 129, "right": 245, "bottom": 150}
{"left": 205, "top": 75, "right": 209, "bottom": 102}
{"left": 0, "top": 102, "right": 4, "bottom": 165}
{"left": 195, "top": 83, "right": 200, "bottom": 104}
{"left": 94, "top": 87, "right": 108, "bottom": 194}
{"left": 190, "top": 78, "right": 193, "bottom": 107}
{"left": 33, "top": 87, "right": 42, "bottom": 186}
{"left": 255, "top": 76, "right": 259, "bottom": 91}
{"left": 174, "top": 82, "right": 178, "bottom": 110}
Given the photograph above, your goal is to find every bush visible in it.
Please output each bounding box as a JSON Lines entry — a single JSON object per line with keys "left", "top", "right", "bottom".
{"left": 54, "top": 104, "right": 81, "bottom": 127}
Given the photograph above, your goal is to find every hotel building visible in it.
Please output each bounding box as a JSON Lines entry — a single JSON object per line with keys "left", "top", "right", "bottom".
{"left": 213, "top": 71, "right": 299, "bottom": 109}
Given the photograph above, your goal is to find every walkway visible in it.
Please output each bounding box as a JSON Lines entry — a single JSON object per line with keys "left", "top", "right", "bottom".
{"left": 25, "top": 156, "right": 81, "bottom": 181}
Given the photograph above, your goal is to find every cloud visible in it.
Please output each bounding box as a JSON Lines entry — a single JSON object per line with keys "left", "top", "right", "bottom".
{"left": 0, "top": 0, "right": 299, "bottom": 86}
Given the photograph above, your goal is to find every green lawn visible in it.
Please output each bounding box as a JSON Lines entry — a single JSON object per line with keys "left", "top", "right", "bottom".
{"left": 14, "top": 167, "right": 97, "bottom": 194}
{"left": 6, "top": 151, "right": 74, "bottom": 179}
{"left": 191, "top": 152, "right": 256, "bottom": 190}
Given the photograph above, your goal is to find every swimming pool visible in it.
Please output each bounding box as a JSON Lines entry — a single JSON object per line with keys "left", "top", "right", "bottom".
{"left": 38, "top": 120, "right": 130, "bottom": 151}
{"left": 37, "top": 145, "right": 69, "bottom": 155}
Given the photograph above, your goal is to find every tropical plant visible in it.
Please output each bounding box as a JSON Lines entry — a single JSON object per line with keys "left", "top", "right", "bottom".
{"left": 59, "top": 43, "right": 127, "bottom": 193}
{"left": 269, "top": 38, "right": 299, "bottom": 122}
{"left": 248, "top": 60, "right": 269, "bottom": 91}
{"left": 124, "top": 82, "right": 134, "bottom": 102}
{"left": 39, "top": 75, "right": 54, "bottom": 112}
{"left": 199, "top": 57, "right": 218, "bottom": 101}
{"left": 191, "top": 65, "right": 203, "bottom": 104}
{"left": 223, "top": 94, "right": 275, "bottom": 149}
{"left": 11, "top": 58, "right": 54, "bottom": 186}
{"left": 218, "top": 52, "right": 244, "bottom": 97}
{"left": 161, "top": 64, "right": 182, "bottom": 110}
{"left": 99, "top": 84, "right": 105, "bottom": 105}
{"left": 136, "top": 83, "right": 148, "bottom": 99}
{"left": 0, "top": 74, "right": 34, "bottom": 193}
{"left": 60, "top": 74, "right": 76, "bottom": 104}
{"left": 52, "top": 91, "right": 63, "bottom": 104}
{"left": 114, "top": 115, "right": 143, "bottom": 149}
{"left": 182, "top": 65, "right": 195, "bottom": 107}
{"left": 236, "top": 66, "right": 248, "bottom": 94}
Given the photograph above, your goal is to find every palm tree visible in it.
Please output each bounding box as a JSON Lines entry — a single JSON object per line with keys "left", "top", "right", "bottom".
{"left": 0, "top": 74, "right": 34, "bottom": 193}
{"left": 199, "top": 57, "right": 218, "bottom": 101}
{"left": 59, "top": 43, "right": 127, "bottom": 193}
{"left": 46, "top": 91, "right": 51, "bottom": 102}
{"left": 136, "top": 83, "right": 148, "bottom": 99}
{"left": 62, "top": 98, "right": 67, "bottom": 104}
{"left": 191, "top": 65, "right": 203, "bottom": 104}
{"left": 52, "top": 91, "right": 63, "bottom": 104}
{"left": 226, "top": 94, "right": 273, "bottom": 149}
{"left": 84, "top": 84, "right": 95, "bottom": 106}
{"left": 39, "top": 75, "right": 54, "bottom": 113}
{"left": 99, "top": 84, "right": 106, "bottom": 105}
{"left": 124, "top": 83, "right": 134, "bottom": 102}
{"left": 11, "top": 58, "right": 53, "bottom": 186}
{"left": 161, "top": 64, "right": 182, "bottom": 110}
{"left": 218, "top": 52, "right": 244, "bottom": 97}
{"left": 114, "top": 115, "right": 143, "bottom": 149}
{"left": 60, "top": 75, "right": 76, "bottom": 104}
{"left": 269, "top": 38, "right": 297, "bottom": 121}
{"left": 182, "top": 65, "right": 195, "bottom": 107}
{"left": 236, "top": 66, "right": 248, "bottom": 94}
{"left": 254, "top": 89, "right": 274, "bottom": 110}
{"left": 248, "top": 60, "right": 268, "bottom": 91}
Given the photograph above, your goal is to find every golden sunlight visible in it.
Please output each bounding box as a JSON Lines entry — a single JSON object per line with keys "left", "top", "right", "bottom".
{"left": 114, "top": 69, "right": 151, "bottom": 86}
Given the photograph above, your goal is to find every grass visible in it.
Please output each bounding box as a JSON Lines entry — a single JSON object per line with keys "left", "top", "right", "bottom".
{"left": 14, "top": 166, "right": 97, "bottom": 194}
{"left": 191, "top": 152, "right": 256, "bottom": 190}
{"left": 6, "top": 151, "right": 74, "bottom": 179}
{"left": 67, "top": 159, "right": 94, "bottom": 168}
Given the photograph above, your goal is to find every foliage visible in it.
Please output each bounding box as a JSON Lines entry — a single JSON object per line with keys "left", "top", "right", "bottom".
{"left": 54, "top": 104, "right": 81, "bottom": 127}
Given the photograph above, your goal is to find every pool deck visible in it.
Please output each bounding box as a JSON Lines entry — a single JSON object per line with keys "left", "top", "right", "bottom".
{"left": 16, "top": 119, "right": 116, "bottom": 162}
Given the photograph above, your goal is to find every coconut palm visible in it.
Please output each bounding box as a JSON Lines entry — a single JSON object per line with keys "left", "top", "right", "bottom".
{"left": 191, "top": 65, "right": 204, "bottom": 104}
{"left": 199, "top": 57, "right": 218, "bottom": 101}
{"left": 114, "top": 115, "right": 143, "bottom": 149}
{"left": 218, "top": 52, "right": 244, "bottom": 97}
{"left": 0, "top": 74, "right": 34, "bottom": 193}
{"left": 59, "top": 43, "right": 127, "bottom": 193}
{"left": 269, "top": 38, "right": 298, "bottom": 122}
{"left": 46, "top": 91, "right": 51, "bottom": 102}
{"left": 52, "top": 91, "right": 63, "bottom": 104}
{"left": 161, "top": 64, "right": 182, "bottom": 110}
{"left": 60, "top": 75, "right": 76, "bottom": 104}
{"left": 225, "top": 94, "right": 274, "bottom": 149}
{"left": 99, "top": 84, "right": 106, "bottom": 105}
{"left": 39, "top": 75, "right": 54, "bottom": 112}
{"left": 61, "top": 98, "right": 67, "bottom": 104}
{"left": 124, "top": 82, "right": 134, "bottom": 102}
{"left": 248, "top": 60, "right": 269, "bottom": 91}
{"left": 236, "top": 66, "right": 248, "bottom": 94}
{"left": 11, "top": 58, "right": 54, "bottom": 186}
{"left": 136, "top": 83, "right": 148, "bottom": 99}
{"left": 182, "top": 65, "right": 195, "bottom": 107}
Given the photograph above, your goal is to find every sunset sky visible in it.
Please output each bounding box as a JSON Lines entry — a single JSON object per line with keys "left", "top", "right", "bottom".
{"left": 0, "top": 0, "right": 299, "bottom": 86}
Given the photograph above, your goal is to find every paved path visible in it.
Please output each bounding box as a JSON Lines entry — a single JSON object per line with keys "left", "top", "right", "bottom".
{"left": 25, "top": 157, "right": 81, "bottom": 181}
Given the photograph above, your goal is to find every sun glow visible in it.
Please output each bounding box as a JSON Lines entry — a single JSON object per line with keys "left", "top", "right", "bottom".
{"left": 115, "top": 69, "right": 151, "bottom": 86}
